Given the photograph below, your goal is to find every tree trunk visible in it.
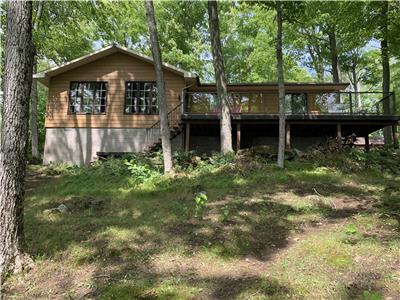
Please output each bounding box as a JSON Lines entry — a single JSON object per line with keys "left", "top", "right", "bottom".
{"left": 0, "top": 0, "right": 34, "bottom": 277}
{"left": 207, "top": 0, "right": 233, "bottom": 154}
{"left": 144, "top": 0, "right": 173, "bottom": 173}
{"left": 30, "top": 59, "right": 39, "bottom": 159}
{"left": 30, "top": 1, "right": 44, "bottom": 160}
{"left": 381, "top": 0, "right": 392, "bottom": 144}
{"left": 351, "top": 66, "right": 361, "bottom": 109}
{"left": 276, "top": 0, "right": 285, "bottom": 168}
{"left": 328, "top": 27, "right": 340, "bottom": 83}
{"left": 307, "top": 44, "right": 324, "bottom": 82}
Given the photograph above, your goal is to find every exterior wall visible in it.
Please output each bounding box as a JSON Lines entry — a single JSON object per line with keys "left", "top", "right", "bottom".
{"left": 45, "top": 52, "right": 186, "bottom": 128}
{"left": 44, "top": 127, "right": 184, "bottom": 165}
{"left": 43, "top": 128, "right": 152, "bottom": 165}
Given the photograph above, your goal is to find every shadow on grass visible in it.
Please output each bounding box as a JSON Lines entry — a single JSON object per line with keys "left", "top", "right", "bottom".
{"left": 20, "top": 162, "right": 400, "bottom": 298}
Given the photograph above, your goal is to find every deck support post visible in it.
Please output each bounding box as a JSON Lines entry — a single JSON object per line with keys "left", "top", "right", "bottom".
{"left": 392, "top": 125, "right": 398, "bottom": 148}
{"left": 337, "top": 123, "right": 342, "bottom": 150}
{"left": 365, "top": 134, "right": 370, "bottom": 152}
{"left": 236, "top": 123, "right": 241, "bottom": 151}
{"left": 185, "top": 123, "right": 190, "bottom": 151}
{"left": 285, "top": 123, "right": 291, "bottom": 149}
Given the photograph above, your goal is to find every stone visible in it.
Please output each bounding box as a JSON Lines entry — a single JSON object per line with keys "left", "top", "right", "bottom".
{"left": 56, "top": 204, "right": 68, "bottom": 213}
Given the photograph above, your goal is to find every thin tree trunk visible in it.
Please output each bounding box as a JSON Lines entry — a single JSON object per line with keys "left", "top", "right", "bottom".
{"left": 328, "top": 28, "right": 340, "bottom": 83}
{"left": 30, "top": 59, "right": 39, "bottom": 159}
{"left": 381, "top": 0, "right": 392, "bottom": 144}
{"left": 276, "top": 0, "right": 285, "bottom": 168}
{"left": 30, "top": 1, "right": 44, "bottom": 160}
{"left": 307, "top": 44, "right": 324, "bottom": 82}
{"left": 351, "top": 67, "right": 361, "bottom": 109}
{"left": 0, "top": 0, "right": 34, "bottom": 277}
{"left": 144, "top": 0, "right": 173, "bottom": 172}
{"left": 207, "top": 0, "right": 233, "bottom": 154}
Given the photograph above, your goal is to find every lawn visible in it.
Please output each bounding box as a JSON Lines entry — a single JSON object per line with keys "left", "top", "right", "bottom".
{"left": 2, "top": 151, "right": 400, "bottom": 299}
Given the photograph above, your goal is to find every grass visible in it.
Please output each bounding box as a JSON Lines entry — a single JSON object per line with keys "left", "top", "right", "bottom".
{"left": 2, "top": 152, "right": 400, "bottom": 299}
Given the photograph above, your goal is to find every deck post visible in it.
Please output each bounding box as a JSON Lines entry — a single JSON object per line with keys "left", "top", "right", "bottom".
{"left": 185, "top": 123, "right": 190, "bottom": 151}
{"left": 365, "top": 134, "right": 370, "bottom": 152}
{"left": 285, "top": 123, "right": 291, "bottom": 149}
{"left": 236, "top": 123, "right": 241, "bottom": 151}
{"left": 337, "top": 123, "right": 342, "bottom": 150}
{"left": 392, "top": 124, "right": 398, "bottom": 148}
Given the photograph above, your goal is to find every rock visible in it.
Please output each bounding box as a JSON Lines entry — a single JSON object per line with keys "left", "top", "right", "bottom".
{"left": 57, "top": 204, "right": 68, "bottom": 213}
{"left": 294, "top": 148, "right": 305, "bottom": 158}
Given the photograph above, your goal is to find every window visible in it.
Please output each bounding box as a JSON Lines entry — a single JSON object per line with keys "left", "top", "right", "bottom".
{"left": 125, "top": 81, "right": 158, "bottom": 114}
{"left": 69, "top": 82, "right": 107, "bottom": 114}
{"left": 285, "top": 93, "right": 307, "bottom": 114}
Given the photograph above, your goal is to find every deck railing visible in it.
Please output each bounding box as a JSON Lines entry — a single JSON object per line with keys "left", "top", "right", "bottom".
{"left": 184, "top": 91, "right": 397, "bottom": 116}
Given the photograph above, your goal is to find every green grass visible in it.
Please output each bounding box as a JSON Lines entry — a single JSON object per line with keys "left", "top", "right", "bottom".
{"left": 3, "top": 154, "right": 400, "bottom": 299}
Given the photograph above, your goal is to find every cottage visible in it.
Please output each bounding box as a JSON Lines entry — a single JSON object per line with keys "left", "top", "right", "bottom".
{"left": 34, "top": 44, "right": 399, "bottom": 165}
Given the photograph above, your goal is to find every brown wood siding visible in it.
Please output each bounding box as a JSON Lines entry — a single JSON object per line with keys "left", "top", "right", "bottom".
{"left": 45, "top": 52, "right": 186, "bottom": 128}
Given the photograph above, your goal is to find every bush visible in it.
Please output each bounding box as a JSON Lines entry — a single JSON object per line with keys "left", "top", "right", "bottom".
{"left": 303, "top": 147, "right": 400, "bottom": 174}
{"left": 173, "top": 150, "right": 201, "bottom": 171}
{"left": 39, "top": 162, "right": 80, "bottom": 176}
{"left": 90, "top": 157, "right": 132, "bottom": 177}
{"left": 124, "top": 158, "right": 160, "bottom": 184}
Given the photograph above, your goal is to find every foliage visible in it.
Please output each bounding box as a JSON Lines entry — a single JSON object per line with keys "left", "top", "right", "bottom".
{"left": 305, "top": 147, "right": 400, "bottom": 174}
{"left": 219, "top": 205, "right": 231, "bottom": 223}
{"left": 37, "top": 162, "right": 80, "bottom": 176}
{"left": 22, "top": 0, "right": 400, "bottom": 157}
{"left": 193, "top": 191, "right": 208, "bottom": 218}
{"left": 124, "top": 157, "right": 160, "bottom": 184}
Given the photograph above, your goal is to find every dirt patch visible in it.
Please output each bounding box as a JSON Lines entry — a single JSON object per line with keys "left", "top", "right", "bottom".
{"left": 3, "top": 261, "right": 96, "bottom": 300}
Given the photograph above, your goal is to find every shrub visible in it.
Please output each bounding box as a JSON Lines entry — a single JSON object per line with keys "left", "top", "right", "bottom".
{"left": 173, "top": 150, "right": 200, "bottom": 171}
{"left": 303, "top": 148, "right": 400, "bottom": 174}
{"left": 194, "top": 191, "right": 208, "bottom": 218}
{"left": 124, "top": 157, "right": 160, "bottom": 184}
{"left": 39, "top": 162, "right": 80, "bottom": 176}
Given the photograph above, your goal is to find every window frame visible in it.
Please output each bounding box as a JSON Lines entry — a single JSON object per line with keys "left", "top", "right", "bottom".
{"left": 124, "top": 81, "right": 159, "bottom": 115}
{"left": 68, "top": 81, "right": 108, "bottom": 115}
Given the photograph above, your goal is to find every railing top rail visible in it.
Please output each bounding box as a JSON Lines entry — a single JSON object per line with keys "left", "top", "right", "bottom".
{"left": 186, "top": 91, "right": 394, "bottom": 95}
{"left": 148, "top": 101, "right": 183, "bottom": 131}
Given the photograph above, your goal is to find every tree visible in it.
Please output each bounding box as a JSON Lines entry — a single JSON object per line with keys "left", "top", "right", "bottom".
{"left": 0, "top": 0, "right": 34, "bottom": 276}
{"left": 30, "top": 1, "right": 44, "bottom": 160}
{"left": 379, "top": 0, "right": 392, "bottom": 144}
{"left": 276, "top": 0, "right": 285, "bottom": 168}
{"left": 144, "top": 0, "right": 173, "bottom": 172}
{"left": 208, "top": 0, "right": 233, "bottom": 154}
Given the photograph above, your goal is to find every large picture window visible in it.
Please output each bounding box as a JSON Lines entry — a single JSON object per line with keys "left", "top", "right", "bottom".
{"left": 69, "top": 82, "right": 107, "bottom": 114}
{"left": 125, "top": 81, "right": 158, "bottom": 114}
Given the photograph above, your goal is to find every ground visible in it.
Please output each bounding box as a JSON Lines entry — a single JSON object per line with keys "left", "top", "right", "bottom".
{"left": 2, "top": 155, "right": 400, "bottom": 299}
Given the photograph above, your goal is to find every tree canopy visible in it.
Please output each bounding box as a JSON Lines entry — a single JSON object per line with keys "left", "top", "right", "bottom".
{"left": 2, "top": 0, "right": 399, "bottom": 153}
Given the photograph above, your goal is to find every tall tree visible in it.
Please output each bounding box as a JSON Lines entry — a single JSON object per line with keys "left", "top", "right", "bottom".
{"left": 30, "top": 1, "right": 44, "bottom": 160}
{"left": 208, "top": 0, "right": 233, "bottom": 154}
{"left": 327, "top": 26, "right": 340, "bottom": 83}
{"left": 0, "top": 0, "right": 34, "bottom": 276}
{"left": 144, "top": 0, "right": 173, "bottom": 172}
{"left": 276, "top": 0, "right": 285, "bottom": 168}
{"left": 380, "top": 0, "right": 392, "bottom": 144}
